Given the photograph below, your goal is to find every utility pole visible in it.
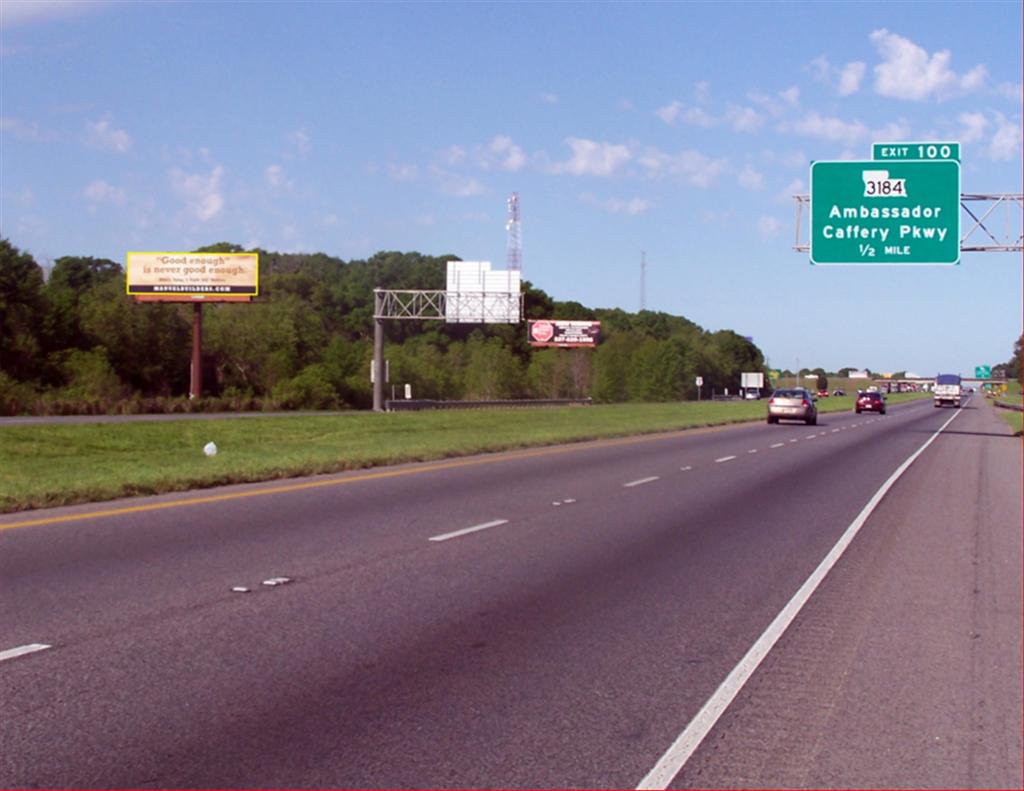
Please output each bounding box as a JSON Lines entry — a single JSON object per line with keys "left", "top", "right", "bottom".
{"left": 640, "top": 250, "right": 646, "bottom": 311}
{"left": 506, "top": 193, "right": 522, "bottom": 272}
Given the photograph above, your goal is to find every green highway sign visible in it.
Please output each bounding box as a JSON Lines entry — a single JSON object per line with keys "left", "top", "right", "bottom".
{"left": 975, "top": 365, "right": 991, "bottom": 378}
{"left": 873, "top": 141, "right": 960, "bottom": 162}
{"left": 810, "top": 159, "right": 961, "bottom": 265}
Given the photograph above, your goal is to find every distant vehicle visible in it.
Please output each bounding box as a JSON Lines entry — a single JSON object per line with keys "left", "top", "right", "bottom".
{"left": 767, "top": 388, "right": 818, "bottom": 425}
{"left": 934, "top": 373, "right": 962, "bottom": 408}
{"left": 832, "top": 388, "right": 846, "bottom": 396}
{"left": 743, "top": 389, "right": 761, "bottom": 400}
{"left": 855, "top": 391, "right": 886, "bottom": 414}
{"left": 817, "top": 389, "right": 829, "bottom": 398}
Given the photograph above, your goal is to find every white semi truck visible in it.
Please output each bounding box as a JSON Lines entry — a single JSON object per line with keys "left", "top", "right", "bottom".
{"left": 933, "top": 373, "right": 962, "bottom": 408}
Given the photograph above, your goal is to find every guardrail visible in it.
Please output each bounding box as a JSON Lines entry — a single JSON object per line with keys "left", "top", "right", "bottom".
{"left": 993, "top": 400, "right": 1024, "bottom": 412}
{"left": 385, "top": 398, "right": 592, "bottom": 412}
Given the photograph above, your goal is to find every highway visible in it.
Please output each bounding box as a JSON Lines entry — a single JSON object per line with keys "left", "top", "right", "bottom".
{"left": 1, "top": 396, "right": 1020, "bottom": 789}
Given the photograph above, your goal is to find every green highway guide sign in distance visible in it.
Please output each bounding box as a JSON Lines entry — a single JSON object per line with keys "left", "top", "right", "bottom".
{"left": 810, "top": 159, "right": 961, "bottom": 265}
{"left": 975, "top": 365, "right": 991, "bottom": 378}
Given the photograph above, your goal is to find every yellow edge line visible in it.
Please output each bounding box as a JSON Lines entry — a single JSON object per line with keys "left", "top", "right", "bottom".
{"left": 0, "top": 425, "right": 731, "bottom": 531}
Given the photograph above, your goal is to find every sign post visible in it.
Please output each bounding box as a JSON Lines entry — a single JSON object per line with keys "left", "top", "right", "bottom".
{"left": 696, "top": 376, "right": 703, "bottom": 401}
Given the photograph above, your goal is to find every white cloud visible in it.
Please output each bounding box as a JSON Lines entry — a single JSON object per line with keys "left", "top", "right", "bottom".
{"left": 958, "top": 112, "right": 988, "bottom": 143}
{"left": 430, "top": 167, "right": 485, "bottom": 197}
{"left": 169, "top": 165, "right": 224, "bottom": 221}
{"left": 656, "top": 100, "right": 684, "bottom": 125}
{"left": 960, "top": 64, "right": 988, "bottom": 93}
{"left": 637, "top": 148, "right": 727, "bottom": 188}
{"left": 737, "top": 166, "right": 764, "bottom": 190}
{"left": 685, "top": 107, "right": 716, "bottom": 127}
{"left": 789, "top": 111, "right": 870, "bottom": 147}
{"left": 555, "top": 138, "right": 632, "bottom": 177}
{"left": 757, "top": 216, "right": 781, "bottom": 238}
{"left": 0, "top": 116, "right": 58, "bottom": 142}
{"left": 872, "top": 120, "right": 912, "bottom": 142}
{"left": 725, "top": 104, "right": 764, "bottom": 133}
{"left": 264, "top": 164, "right": 295, "bottom": 190}
{"left": 837, "top": 62, "right": 866, "bottom": 96}
{"left": 485, "top": 136, "right": 526, "bottom": 172}
{"left": 288, "top": 129, "right": 310, "bottom": 157}
{"left": 604, "top": 197, "right": 651, "bottom": 215}
{"left": 442, "top": 145, "right": 466, "bottom": 166}
{"left": 580, "top": 192, "right": 651, "bottom": 215}
{"left": 996, "top": 81, "right": 1023, "bottom": 101}
{"left": 808, "top": 55, "right": 832, "bottom": 84}
{"left": 540, "top": 92, "right": 559, "bottom": 105}
{"left": 0, "top": 0, "right": 108, "bottom": 28}
{"left": 780, "top": 86, "right": 800, "bottom": 106}
{"left": 387, "top": 163, "right": 419, "bottom": 181}
{"left": 777, "top": 178, "right": 805, "bottom": 203}
{"left": 989, "top": 114, "right": 1021, "bottom": 160}
{"left": 83, "top": 179, "right": 125, "bottom": 205}
{"left": 749, "top": 91, "right": 789, "bottom": 119}
{"left": 85, "top": 117, "right": 131, "bottom": 153}
{"left": 870, "top": 29, "right": 986, "bottom": 101}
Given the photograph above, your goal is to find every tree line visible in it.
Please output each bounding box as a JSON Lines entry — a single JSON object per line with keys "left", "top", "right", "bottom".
{"left": 0, "top": 236, "right": 777, "bottom": 415}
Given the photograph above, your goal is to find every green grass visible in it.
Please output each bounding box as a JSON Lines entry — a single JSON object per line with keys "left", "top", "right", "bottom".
{"left": 0, "top": 392, "right": 931, "bottom": 513}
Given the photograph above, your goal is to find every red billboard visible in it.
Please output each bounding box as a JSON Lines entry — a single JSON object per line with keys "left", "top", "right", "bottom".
{"left": 528, "top": 320, "right": 600, "bottom": 348}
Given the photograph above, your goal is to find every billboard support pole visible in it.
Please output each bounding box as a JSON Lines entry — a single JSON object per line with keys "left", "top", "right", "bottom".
{"left": 190, "top": 302, "right": 203, "bottom": 400}
{"left": 373, "top": 307, "right": 385, "bottom": 412}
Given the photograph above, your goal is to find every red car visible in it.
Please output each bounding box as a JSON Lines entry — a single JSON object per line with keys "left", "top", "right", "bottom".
{"left": 855, "top": 391, "right": 886, "bottom": 414}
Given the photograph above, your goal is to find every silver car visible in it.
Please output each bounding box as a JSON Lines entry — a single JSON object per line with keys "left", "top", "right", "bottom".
{"left": 766, "top": 388, "right": 818, "bottom": 425}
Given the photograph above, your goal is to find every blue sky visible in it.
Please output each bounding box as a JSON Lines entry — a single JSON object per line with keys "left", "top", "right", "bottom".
{"left": 2, "top": 0, "right": 1021, "bottom": 376}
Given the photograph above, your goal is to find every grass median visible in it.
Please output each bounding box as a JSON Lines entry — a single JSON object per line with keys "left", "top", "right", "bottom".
{"left": 0, "top": 393, "right": 929, "bottom": 513}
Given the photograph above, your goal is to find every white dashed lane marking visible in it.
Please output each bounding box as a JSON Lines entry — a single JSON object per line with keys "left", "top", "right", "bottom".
{"left": 770, "top": 442, "right": 785, "bottom": 449}
{"left": 0, "top": 644, "right": 51, "bottom": 663}
{"left": 715, "top": 456, "right": 737, "bottom": 463}
{"left": 429, "top": 519, "right": 509, "bottom": 542}
{"left": 624, "top": 476, "right": 660, "bottom": 488}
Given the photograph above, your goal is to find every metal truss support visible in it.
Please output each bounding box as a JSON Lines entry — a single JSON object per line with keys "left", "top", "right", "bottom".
{"left": 371, "top": 288, "right": 524, "bottom": 412}
{"left": 792, "top": 193, "right": 1023, "bottom": 254}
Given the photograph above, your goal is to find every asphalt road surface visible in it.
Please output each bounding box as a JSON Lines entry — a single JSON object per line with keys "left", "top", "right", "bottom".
{"left": 1, "top": 396, "right": 1020, "bottom": 789}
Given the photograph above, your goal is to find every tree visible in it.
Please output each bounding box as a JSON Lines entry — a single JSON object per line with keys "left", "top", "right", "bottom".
{"left": 75, "top": 279, "right": 191, "bottom": 395}
{"left": 44, "top": 256, "right": 122, "bottom": 354}
{"left": 0, "top": 239, "right": 47, "bottom": 382}
{"left": 1006, "top": 335, "right": 1023, "bottom": 384}
{"left": 460, "top": 333, "right": 525, "bottom": 400}
{"left": 816, "top": 373, "right": 828, "bottom": 392}
{"left": 592, "top": 331, "right": 637, "bottom": 402}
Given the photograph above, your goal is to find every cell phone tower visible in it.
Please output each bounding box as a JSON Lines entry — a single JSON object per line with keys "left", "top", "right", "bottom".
{"left": 506, "top": 192, "right": 522, "bottom": 272}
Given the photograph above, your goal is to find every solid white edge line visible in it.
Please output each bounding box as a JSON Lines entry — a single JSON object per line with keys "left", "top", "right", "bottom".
{"left": 636, "top": 407, "right": 964, "bottom": 790}
{"left": 0, "top": 643, "right": 52, "bottom": 662}
{"left": 429, "top": 519, "right": 509, "bottom": 542}
{"left": 624, "top": 476, "right": 661, "bottom": 488}
{"left": 714, "top": 456, "right": 737, "bottom": 463}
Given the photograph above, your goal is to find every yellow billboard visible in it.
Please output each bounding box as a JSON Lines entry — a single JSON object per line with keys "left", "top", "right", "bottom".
{"left": 127, "top": 252, "right": 258, "bottom": 300}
